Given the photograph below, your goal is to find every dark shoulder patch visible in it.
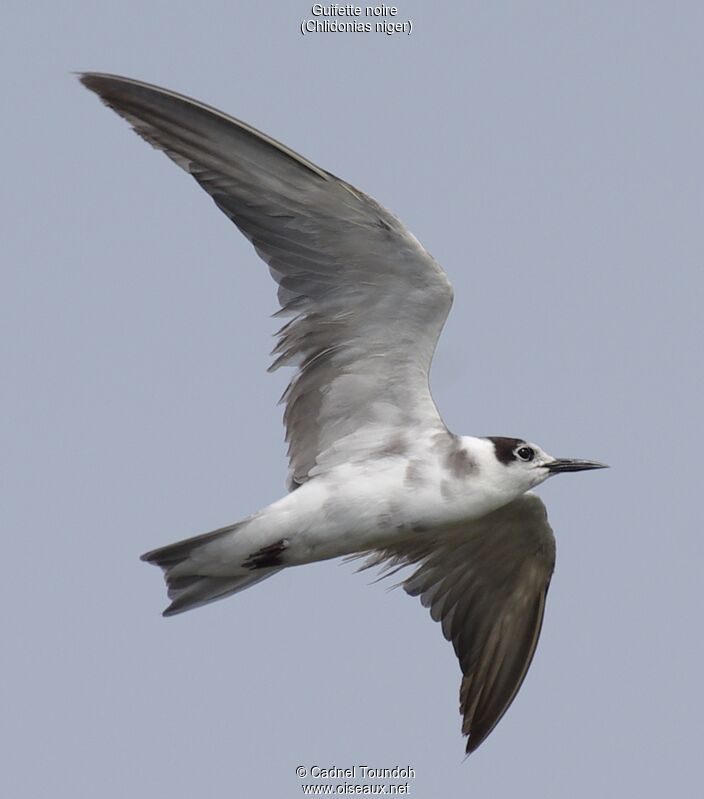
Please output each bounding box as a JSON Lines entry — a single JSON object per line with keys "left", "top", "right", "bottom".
{"left": 444, "top": 441, "right": 477, "bottom": 478}
{"left": 430, "top": 431, "right": 477, "bottom": 478}
{"left": 486, "top": 436, "right": 526, "bottom": 466}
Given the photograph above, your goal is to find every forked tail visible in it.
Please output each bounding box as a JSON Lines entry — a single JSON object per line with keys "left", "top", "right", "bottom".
{"left": 141, "top": 522, "right": 282, "bottom": 616}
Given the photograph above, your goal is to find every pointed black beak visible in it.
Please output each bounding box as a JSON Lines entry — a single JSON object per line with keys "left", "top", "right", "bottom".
{"left": 546, "top": 458, "right": 609, "bottom": 474}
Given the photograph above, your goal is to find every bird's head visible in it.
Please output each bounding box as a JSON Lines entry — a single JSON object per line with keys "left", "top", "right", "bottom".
{"left": 485, "top": 436, "right": 608, "bottom": 494}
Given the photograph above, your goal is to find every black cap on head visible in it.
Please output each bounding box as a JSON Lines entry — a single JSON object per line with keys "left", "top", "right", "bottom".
{"left": 485, "top": 436, "right": 526, "bottom": 466}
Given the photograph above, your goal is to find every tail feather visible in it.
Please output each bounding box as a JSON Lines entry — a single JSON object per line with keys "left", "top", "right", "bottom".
{"left": 160, "top": 570, "right": 282, "bottom": 617}
{"left": 141, "top": 521, "right": 241, "bottom": 567}
{"left": 141, "top": 521, "right": 281, "bottom": 616}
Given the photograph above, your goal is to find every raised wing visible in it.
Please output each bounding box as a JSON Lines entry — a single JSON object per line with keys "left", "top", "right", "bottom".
{"left": 80, "top": 74, "right": 454, "bottom": 489}
{"left": 355, "top": 493, "right": 556, "bottom": 754}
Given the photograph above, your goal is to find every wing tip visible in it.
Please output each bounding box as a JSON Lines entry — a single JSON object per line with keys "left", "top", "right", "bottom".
{"left": 76, "top": 71, "right": 123, "bottom": 93}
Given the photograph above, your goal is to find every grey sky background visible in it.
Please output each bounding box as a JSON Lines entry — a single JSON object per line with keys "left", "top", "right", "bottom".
{"left": 3, "top": 2, "right": 702, "bottom": 796}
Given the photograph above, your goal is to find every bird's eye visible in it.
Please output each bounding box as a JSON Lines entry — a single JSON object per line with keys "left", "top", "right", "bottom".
{"left": 516, "top": 446, "right": 535, "bottom": 462}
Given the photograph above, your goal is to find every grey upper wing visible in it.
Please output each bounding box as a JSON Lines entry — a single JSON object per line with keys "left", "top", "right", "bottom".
{"left": 80, "top": 74, "right": 454, "bottom": 489}
{"left": 356, "top": 494, "right": 556, "bottom": 754}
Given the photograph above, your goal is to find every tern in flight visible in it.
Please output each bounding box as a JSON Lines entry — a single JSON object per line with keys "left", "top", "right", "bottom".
{"left": 81, "top": 73, "right": 607, "bottom": 754}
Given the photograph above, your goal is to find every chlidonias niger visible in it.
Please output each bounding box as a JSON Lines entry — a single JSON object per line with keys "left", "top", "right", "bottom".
{"left": 80, "top": 73, "right": 607, "bottom": 754}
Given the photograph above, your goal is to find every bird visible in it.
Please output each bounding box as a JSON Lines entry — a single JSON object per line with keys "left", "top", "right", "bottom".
{"left": 80, "top": 72, "right": 607, "bottom": 755}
